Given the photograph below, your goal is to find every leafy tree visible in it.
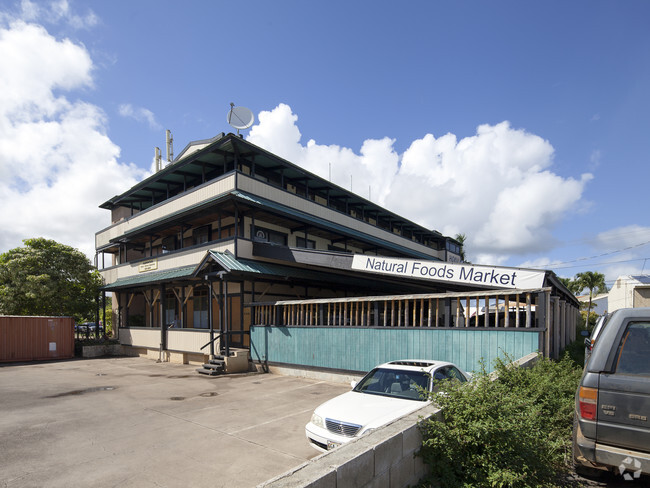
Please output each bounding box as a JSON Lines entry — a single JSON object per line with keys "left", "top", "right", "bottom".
{"left": 0, "top": 238, "right": 102, "bottom": 322}
{"left": 575, "top": 271, "right": 607, "bottom": 322}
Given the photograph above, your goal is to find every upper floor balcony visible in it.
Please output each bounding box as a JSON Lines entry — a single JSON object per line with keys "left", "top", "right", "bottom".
{"left": 96, "top": 133, "right": 460, "bottom": 268}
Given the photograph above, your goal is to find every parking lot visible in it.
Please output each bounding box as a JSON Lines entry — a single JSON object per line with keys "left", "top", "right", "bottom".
{"left": 0, "top": 357, "right": 351, "bottom": 488}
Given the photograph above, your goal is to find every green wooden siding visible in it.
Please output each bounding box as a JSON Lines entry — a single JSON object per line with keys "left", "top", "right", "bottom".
{"left": 250, "top": 326, "right": 541, "bottom": 374}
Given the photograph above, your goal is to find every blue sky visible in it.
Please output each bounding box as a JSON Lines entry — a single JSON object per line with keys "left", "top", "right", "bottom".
{"left": 1, "top": 0, "right": 649, "bottom": 287}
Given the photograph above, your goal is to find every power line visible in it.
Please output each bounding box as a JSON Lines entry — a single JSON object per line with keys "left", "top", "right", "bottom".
{"left": 549, "top": 257, "right": 648, "bottom": 271}
{"left": 556, "top": 228, "right": 650, "bottom": 248}
{"left": 527, "top": 240, "right": 650, "bottom": 269}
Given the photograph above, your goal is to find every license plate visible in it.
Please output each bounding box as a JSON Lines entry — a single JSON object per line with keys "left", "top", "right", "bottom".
{"left": 327, "top": 441, "right": 341, "bottom": 450}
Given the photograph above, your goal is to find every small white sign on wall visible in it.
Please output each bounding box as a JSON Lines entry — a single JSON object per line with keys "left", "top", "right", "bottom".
{"left": 49, "top": 342, "right": 57, "bottom": 352}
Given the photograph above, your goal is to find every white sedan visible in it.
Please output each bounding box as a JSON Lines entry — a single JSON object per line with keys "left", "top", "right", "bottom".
{"left": 305, "top": 359, "right": 470, "bottom": 452}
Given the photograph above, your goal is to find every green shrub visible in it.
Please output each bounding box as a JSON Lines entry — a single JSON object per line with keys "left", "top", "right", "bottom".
{"left": 418, "top": 354, "right": 582, "bottom": 488}
{"left": 563, "top": 337, "right": 586, "bottom": 367}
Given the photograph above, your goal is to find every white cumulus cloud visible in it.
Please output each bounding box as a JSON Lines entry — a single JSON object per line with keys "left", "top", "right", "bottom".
{"left": 0, "top": 17, "right": 145, "bottom": 257}
{"left": 10, "top": 0, "right": 98, "bottom": 29}
{"left": 118, "top": 103, "right": 161, "bottom": 130}
{"left": 247, "top": 104, "right": 593, "bottom": 264}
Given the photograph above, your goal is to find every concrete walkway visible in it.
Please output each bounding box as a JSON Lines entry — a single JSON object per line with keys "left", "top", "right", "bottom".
{"left": 0, "top": 357, "right": 351, "bottom": 488}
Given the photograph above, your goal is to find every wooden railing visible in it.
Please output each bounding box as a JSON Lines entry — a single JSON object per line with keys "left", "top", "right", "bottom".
{"left": 251, "top": 288, "right": 551, "bottom": 329}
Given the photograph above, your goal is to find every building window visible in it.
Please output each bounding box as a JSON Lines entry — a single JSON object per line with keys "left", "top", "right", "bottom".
{"left": 193, "top": 289, "right": 209, "bottom": 329}
{"left": 446, "top": 241, "right": 460, "bottom": 254}
{"left": 251, "top": 225, "right": 287, "bottom": 246}
{"left": 193, "top": 225, "right": 212, "bottom": 246}
{"left": 165, "top": 293, "right": 179, "bottom": 328}
{"left": 162, "top": 235, "right": 177, "bottom": 253}
{"left": 296, "top": 236, "right": 316, "bottom": 249}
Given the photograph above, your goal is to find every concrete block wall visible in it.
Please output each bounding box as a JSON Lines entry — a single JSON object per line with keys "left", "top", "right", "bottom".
{"left": 258, "top": 404, "right": 440, "bottom": 488}
{"left": 81, "top": 344, "right": 123, "bottom": 358}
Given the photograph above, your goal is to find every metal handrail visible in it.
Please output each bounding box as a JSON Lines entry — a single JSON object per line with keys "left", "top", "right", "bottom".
{"left": 200, "top": 333, "right": 222, "bottom": 351}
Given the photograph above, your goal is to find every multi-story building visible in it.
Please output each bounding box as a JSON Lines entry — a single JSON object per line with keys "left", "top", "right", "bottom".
{"left": 95, "top": 132, "right": 461, "bottom": 364}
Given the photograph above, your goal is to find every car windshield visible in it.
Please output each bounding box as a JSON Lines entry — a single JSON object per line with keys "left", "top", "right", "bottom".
{"left": 353, "top": 368, "right": 429, "bottom": 401}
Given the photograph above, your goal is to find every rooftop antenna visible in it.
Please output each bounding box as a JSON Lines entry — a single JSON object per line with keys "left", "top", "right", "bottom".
{"left": 227, "top": 103, "right": 254, "bottom": 135}
{"left": 155, "top": 147, "right": 162, "bottom": 172}
{"left": 165, "top": 130, "right": 174, "bottom": 163}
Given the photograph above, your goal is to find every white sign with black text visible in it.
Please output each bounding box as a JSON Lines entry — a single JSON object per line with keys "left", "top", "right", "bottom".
{"left": 351, "top": 255, "right": 546, "bottom": 289}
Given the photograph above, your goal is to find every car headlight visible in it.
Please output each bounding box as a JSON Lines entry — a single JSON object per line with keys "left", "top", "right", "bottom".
{"left": 311, "top": 413, "right": 324, "bottom": 428}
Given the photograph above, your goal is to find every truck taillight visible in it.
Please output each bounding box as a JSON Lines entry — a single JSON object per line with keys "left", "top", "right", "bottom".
{"left": 578, "top": 386, "right": 598, "bottom": 420}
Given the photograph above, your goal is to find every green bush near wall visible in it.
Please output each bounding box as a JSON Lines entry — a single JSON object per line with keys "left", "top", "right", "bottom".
{"left": 417, "top": 354, "right": 582, "bottom": 488}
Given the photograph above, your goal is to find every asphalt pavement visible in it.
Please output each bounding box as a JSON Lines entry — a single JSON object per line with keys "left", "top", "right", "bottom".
{"left": 0, "top": 357, "right": 351, "bottom": 488}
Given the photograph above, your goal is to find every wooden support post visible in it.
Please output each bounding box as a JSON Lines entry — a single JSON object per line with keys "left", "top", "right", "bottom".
{"left": 444, "top": 298, "right": 451, "bottom": 327}
{"left": 515, "top": 294, "right": 520, "bottom": 328}
{"left": 552, "top": 296, "right": 560, "bottom": 359}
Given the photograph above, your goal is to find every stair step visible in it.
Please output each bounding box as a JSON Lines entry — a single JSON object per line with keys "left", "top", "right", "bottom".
{"left": 202, "top": 362, "right": 224, "bottom": 370}
{"left": 196, "top": 367, "right": 220, "bottom": 376}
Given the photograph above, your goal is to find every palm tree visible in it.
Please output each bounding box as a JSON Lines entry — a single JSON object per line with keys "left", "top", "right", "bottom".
{"left": 559, "top": 276, "right": 582, "bottom": 295}
{"left": 575, "top": 271, "right": 608, "bottom": 325}
{"left": 454, "top": 233, "right": 470, "bottom": 263}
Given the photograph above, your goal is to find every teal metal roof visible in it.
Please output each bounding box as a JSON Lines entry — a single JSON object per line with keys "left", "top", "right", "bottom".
{"left": 204, "top": 251, "right": 340, "bottom": 280}
{"left": 102, "top": 265, "right": 196, "bottom": 291}
{"left": 202, "top": 251, "right": 393, "bottom": 288}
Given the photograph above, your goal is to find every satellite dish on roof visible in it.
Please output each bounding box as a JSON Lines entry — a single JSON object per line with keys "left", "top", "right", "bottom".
{"left": 227, "top": 103, "right": 254, "bottom": 133}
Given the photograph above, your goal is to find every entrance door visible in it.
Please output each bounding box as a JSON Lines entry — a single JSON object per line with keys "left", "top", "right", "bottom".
{"left": 228, "top": 296, "right": 249, "bottom": 347}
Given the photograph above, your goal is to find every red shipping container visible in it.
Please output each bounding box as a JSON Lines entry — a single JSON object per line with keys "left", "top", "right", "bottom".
{"left": 0, "top": 316, "right": 74, "bottom": 362}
